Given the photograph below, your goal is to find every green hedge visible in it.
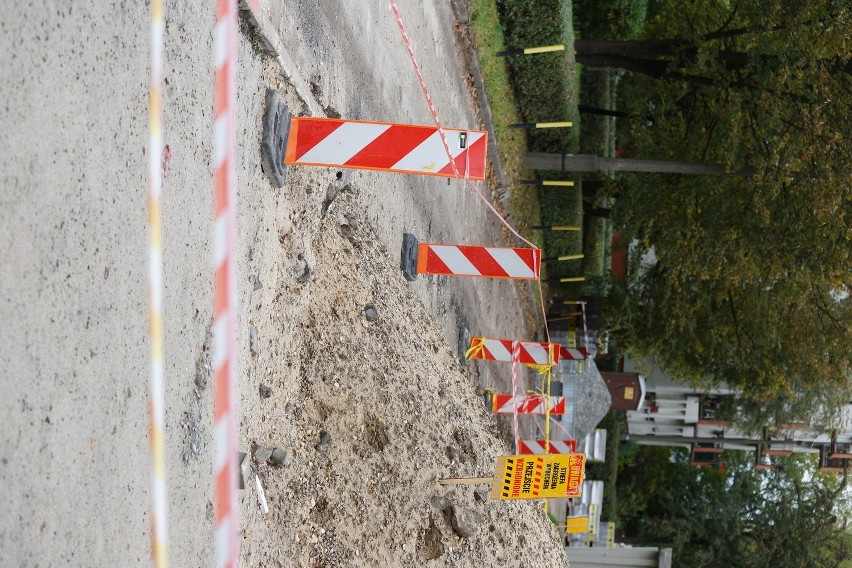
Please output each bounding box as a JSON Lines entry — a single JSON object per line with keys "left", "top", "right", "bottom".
{"left": 495, "top": 0, "right": 579, "bottom": 153}
{"left": 572, "top": 0, "right": 648, "bottom": 40}
{"left": 536, "top": 177, "right": 584, "bottom": 297}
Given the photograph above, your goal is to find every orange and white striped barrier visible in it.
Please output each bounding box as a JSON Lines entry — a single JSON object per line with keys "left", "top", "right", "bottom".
{"left": 560, "top": 346, "right": 588, "bottom": 360}
{"left": 518, "top": 439, "right": 577, "bottom": 455}
{"left": 400, "top": 234, "right": 541, "bottom": 281}
{"left": 417, "top": 243, "right": 540, "bottom": 279}
{"left": 147, "top": 0, "right": 169, "bottom": 565}
{"left": 492, "top": 394, "right": 566, "bottom": 415}
{"left": 466, "top": 337, "right": 559, "bottom": 366}
{"left": 213, "top": 1, "right": 239, "bottom": 567}
{"left": 284, "top": 117, "right": 487, "bottom": 180}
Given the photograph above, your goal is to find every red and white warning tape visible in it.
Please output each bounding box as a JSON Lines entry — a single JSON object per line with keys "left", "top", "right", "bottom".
{"left": 387, "top": 0, "right": 537, "bottom": 252}
{"left": 536, "top": 414, "right": 576, "bottom": 441}
{"left": 213, "top": 1, "right": 239, "bottom": 566}
{"left": 147, "top": 1, "right": 169, "bottom": 566}
{"left": 388, "top": 0, "right": 552, "bottom": 345}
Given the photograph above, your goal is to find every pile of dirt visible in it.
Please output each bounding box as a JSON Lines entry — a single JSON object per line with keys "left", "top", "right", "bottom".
{"left": 238, "top": 189, "right": 568, "bottom": 566}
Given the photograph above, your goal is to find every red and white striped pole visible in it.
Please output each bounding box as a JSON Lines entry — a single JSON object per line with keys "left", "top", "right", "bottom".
{"left": 213, "top": 0, "right": 238, "bottom": 566}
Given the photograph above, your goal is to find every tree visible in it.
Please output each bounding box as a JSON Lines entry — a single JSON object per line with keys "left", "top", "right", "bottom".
{"left": 617, "top": 447, "right": 852, "bottom": 568}
{"left": 525, "top": 152, "right": 752, "bottom": 175}
{"left": 580, "top": 0, "right": 852, "bottom": 399}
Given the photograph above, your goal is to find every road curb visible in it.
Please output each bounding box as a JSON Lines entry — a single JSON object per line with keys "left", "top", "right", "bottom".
{"left": 239, "top": 0, "right": 322, "bottom": 117}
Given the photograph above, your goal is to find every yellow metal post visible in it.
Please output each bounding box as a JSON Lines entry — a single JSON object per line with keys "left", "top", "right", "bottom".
{"left": 524, "top": 44, "right": 565, "bottom": 55}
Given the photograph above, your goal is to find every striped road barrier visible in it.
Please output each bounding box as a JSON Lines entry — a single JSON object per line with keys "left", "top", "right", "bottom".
{"left": 518, "top": 439, "right": 578, "bottom": 454}
{"left": 492, "top": 395, "right": 567, "bottom": 415}
{"left": 284, "top": 117, "right": 487, "bottom": 180}
{"left": 466, "top": 337, "right": 559, "bottom": 366}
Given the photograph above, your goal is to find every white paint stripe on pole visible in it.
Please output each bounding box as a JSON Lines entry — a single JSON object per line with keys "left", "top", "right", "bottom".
{"left": 213, "top": 118, "right": 227, "bottom": 168}
{"left": 214, "top": 521, "right": 231, "bottom": 568}
{"left": 213, "top": 418, "right": 229, "bottom": 473}
{"left": 211, "top": 317, "right": 227, "bottom": 373}
{"left": 485, "top": 247, "right": 536, "bottom": 278}
{"left": 212, "top": 216, "right": 228, "bottom": 269}
{"left": 149, "top": 250, "right": 163, "bottom": 308}
{"left": 484, "top": 338, "right": 512, "bottom": 361}
{"left": 214, "top": 21, "right": 229, "bottom": 68}
{"left": 563, "top": 348, "right": 585, "bottom": 359}
{"left": 430, "top": 245, "right": 481, "bottom": 275}
{"left": 522, "top": 342, "right": 549, "bottom": 364}
{"left": 390, "top": 129, "right": 448, "bottom": 172}
{"left": 391, "top": 130, "right": 486, "bottom": 174}
{"left": 298, "top": 122, "right": 391, "bottom": 164}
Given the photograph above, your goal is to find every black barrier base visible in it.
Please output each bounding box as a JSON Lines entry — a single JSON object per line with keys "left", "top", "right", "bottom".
{"left": 400, "top": 233, "right": 419, "bottom": 282}
{"left": 457, "top": 324, "right": 471, "bottom": 366}
{"left": 549, "top": 381, "right": 563, "bottom": 421}
{"left": 261, "top": 89, "right": 291, "bottom": 187}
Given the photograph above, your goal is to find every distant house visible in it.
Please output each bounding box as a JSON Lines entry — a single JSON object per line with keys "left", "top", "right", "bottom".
{"left": 617, "top": 355, "right": 852, "bottom": 473}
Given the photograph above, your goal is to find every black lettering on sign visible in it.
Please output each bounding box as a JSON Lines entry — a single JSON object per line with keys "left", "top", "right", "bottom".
{"left": 544, "top": 463, "right": 557, "bottom": 489}
{"left": 522, "top": 461, "right": 534, "bottom": 493}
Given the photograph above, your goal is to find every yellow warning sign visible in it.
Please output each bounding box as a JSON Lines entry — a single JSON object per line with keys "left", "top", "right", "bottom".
{"left": 565, "top": 516, "right": 589, "bottom": 534}
{"left": 490, "top": 454, "right": 587, "bottom": 500}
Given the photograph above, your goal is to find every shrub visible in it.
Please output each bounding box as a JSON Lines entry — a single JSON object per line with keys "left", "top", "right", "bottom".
{"left": 495, "top": 0, "right": 579, "bottom": 153}
{"left": 572, "top": 0, "right": 648, "bottom": 40}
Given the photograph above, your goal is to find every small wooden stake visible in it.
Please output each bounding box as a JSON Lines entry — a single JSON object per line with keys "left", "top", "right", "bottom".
{"left": 438, "top": 477, "right": 495, "bottom": 485}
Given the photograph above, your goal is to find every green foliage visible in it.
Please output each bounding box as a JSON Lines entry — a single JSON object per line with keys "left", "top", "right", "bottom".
{"left": 572, "top": 0, "right": 648, "bottom": 40}
{"left": 588, "top": 0, "right": 852, "bottom": 399}
{"left": 495, "top": 0, "right": 579, "bottom": 152}
{"left": 733, "top": 382, "right": 852, "bottom": 435}
{"left": 536, "top": 177, "right": 594, "bottom": 298}
{"left": 618, "top": 448, "right": 852, "bottom": 567}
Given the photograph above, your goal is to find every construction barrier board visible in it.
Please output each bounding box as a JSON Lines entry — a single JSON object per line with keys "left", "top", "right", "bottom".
{"left": 417, "top": 243, "right": 540, "bottom": 280}
{"left": 566, "top": 516, "right": 590, "bottom": 534}
{"left": 559, "top": 346, "right": 588, "bottom": 360}
{"left": 518, "top": 439, "right": 577, "bottom": 454}
{"left": 490, "top": 454, "right": 587, "bottom": 500}
{"left": 492, "top": 395, "right": 566, "bottom": 415}
{"left": 467, "top": 337, "right": 559, "bottom": 366}
{"left": 285, "top": 117, "right": 487, "bottom": 179}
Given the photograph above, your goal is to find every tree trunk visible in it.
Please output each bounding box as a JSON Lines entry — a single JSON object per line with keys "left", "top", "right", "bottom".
{"left": 578, "top": 105, "right": 629, "bottom": 119}
{"left": 583, "top": 203, "right": 611, "bottom": 219}
{"left": 526, "top": 153, "right": 754, "bottom": 176}
{"left": 574, "top": 39, "right": 687, "bottom": 58}
{"left": 575, "top": 53, "right": 719, "bottom": 85}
